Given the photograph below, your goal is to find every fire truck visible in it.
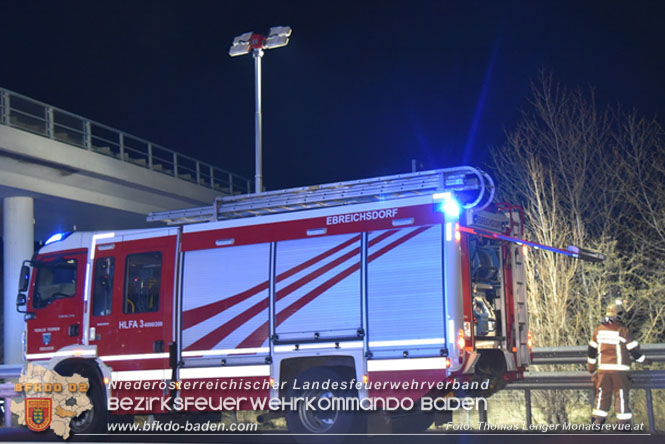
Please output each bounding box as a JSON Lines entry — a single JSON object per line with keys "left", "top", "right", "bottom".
{"left": 15, "top": 166, "right": 600, "bottom": 435}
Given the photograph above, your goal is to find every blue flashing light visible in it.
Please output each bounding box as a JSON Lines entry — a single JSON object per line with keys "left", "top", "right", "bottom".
{"left": 433, "top": 192, "right": 461, "bottom": 219}
{"left": 442, "top": 198, "right": 460, "bottom": 218}
{"left": 432, "top": 191, "right": 462, "bottom": 219}
{"left": 45, "top": 231, "right": 71, "bottom": 245}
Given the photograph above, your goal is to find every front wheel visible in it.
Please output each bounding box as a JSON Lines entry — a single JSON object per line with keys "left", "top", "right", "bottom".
{"left": 56, "top": 365, "right": 107, "bottom": 435}
{"left": 285, "top": 366, "right": 362, "bottom": 441}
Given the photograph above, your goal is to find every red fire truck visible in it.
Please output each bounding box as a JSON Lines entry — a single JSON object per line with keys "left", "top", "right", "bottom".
{"left": 15, "top": 166, "right": 600, "bottom": 435}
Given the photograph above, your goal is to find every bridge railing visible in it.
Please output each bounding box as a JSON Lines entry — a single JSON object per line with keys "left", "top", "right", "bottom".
{"left": 0, "top": 87, "right": 252, "bottom": 195}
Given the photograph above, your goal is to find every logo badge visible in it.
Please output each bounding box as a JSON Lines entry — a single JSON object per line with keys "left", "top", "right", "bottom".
{"left": 42, "top": 333, "right": 51, "bottom": 345}
{"left": 25, "top": 398, "right": 52, "bottom": 432}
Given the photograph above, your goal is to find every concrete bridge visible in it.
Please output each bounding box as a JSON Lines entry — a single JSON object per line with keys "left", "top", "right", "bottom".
{"left": 0, "top": 86, "right": 251, "bottom": 364}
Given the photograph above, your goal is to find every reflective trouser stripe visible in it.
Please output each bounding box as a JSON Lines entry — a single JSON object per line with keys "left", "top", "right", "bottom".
{"left": 592, "top": 409, "right": 608, "bottom": 417}
{"left": 598, "top": 364, "right": 630, "bottom": 371}
{"left": 620, "top": 388, "right": 625, "bottom": 413}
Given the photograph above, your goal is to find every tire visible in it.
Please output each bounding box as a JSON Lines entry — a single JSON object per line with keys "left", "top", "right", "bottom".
{"left": 56, "top": 365, "right": 107, "bottom": 435}
{"left": 108, "top": 414, "right": 134, "bottom": 427}
{"left": 470, "top": 351, "right": 507, "bottom": 397}
{"left": 285, "top": 366, "right": 361, "bottom": 442}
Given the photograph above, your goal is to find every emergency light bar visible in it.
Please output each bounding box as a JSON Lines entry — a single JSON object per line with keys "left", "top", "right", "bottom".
{"left": 44, "top": 231, "right": 72, "bottom": 245}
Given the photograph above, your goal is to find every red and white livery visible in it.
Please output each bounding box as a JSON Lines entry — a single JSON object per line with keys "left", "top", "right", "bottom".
{"left": 18, "top": 166, "right": 582, "bottom": 435}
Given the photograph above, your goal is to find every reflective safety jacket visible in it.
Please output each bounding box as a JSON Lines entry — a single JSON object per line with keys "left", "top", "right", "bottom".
{"left": 587, "top": 320, "right": 646, "bottom": 372}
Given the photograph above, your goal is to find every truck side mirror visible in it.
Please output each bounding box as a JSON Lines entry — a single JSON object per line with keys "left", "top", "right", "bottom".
{"left": 18, "top": 264, "right": 30, "bottom": 292}
{"left": 16, "top": 293, "right": 27, "bottom": 313}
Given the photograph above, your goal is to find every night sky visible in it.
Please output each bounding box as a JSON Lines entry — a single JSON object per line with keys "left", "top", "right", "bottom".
{"left": 1, "top": 0, "right": 664, "bottom": 191}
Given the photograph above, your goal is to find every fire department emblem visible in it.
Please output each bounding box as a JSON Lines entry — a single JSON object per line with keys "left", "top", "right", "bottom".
{"left": 42, "top": 333, "right": 51, "bottom": 345}
{"left": 25, "top": 398, "right": 52, "bottom": 432}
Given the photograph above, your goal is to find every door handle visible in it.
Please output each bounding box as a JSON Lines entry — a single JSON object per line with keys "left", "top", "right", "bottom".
{"left": 89, "top": 327, "right": 101, "bottom": 341}
{"left": 68, "top": 324, "right": 79, "bottom": 337}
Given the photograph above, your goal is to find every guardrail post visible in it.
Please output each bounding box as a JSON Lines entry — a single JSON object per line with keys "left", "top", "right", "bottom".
{"left": 646, "top": 388, "right": 655, "bottom": 433}
{"left": 83, "top": 121, "right": 92, "bottom": 150}
{"left": 0, "top": 90, "right": 8, "bottom": 125}
{"left": 45, "top": 106, "right": 54, "bottom": 138}
{"left": 525, "top": 389, "right": 532, "bottom": 427}
{"left": 173, "top": 153, "right": 178, "bottom": 177}
{"left": 478, "top": 401, "right": 488, "bottom": 424}
{"left": 196, "top": 162, "right": 201, "bottom": 185}
{"left": 147, "top": 143, "right": 153, "bottom": 169}
{"left": 210, "top": 167, "right": 214, "bottom": 190}
{"left": 119, "top": 133, "right": 125, "bottom": 160}
{"left": 247, "top": 179, "right": 251, "bottom": 194}
{"left": 4, "top": 398, "right": 11, "bottom": 427}
{"left": 229, "top": 174, "right": 234, "bottom": 194}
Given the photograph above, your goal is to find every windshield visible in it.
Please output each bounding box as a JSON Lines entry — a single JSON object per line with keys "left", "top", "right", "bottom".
{"left": 33, "top": 259, "right": 78, "bottom": 309}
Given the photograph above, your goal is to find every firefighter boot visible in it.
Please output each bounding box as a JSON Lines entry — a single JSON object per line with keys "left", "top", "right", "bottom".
{"left": 591, "top": 416, "right": 606, "bottom": 426}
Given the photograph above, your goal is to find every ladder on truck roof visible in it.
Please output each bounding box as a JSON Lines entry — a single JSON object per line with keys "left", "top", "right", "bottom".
{"left": 147, "top": 166, "right": 495, "bottom": 225}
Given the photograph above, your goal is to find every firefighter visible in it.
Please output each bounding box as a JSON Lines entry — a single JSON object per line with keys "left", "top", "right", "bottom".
{"left": 587, "top": 299, "right": 652, "bottom": 425}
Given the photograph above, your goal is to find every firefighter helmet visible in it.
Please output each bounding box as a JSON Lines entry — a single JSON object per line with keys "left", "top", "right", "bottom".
{"left": 606, "top": 299, "right": 626, "bottom": 322}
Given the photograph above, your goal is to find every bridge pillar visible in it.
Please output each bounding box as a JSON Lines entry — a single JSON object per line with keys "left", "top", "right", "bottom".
{"left": 3, "top": 196, "right": 34, "bottom": 364}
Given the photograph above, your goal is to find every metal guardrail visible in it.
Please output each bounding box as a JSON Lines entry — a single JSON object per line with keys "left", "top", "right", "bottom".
{"left": 0, "top": 365, "right": 22, "bottom": 427}
{"left": 501, "top": 344, "right": 665, "bottom": 433}
{"left": 508, "top": 370, "right": 665, "bottom": 390}
{"left": 0, "top": 86, "right": 252, "bottom": 194}
{"left": 0, "top": 365, "right": 22, "bottom": 381}
{"left": 531, "top": 343, "right": 665, "bottom": 365}
{"left": 2, "top": 348, "right": 663, "bottom": 430}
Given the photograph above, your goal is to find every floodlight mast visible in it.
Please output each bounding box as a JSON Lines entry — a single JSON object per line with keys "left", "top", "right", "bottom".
{"left": 229, "top": 26, "right": 292, "bottom": 194}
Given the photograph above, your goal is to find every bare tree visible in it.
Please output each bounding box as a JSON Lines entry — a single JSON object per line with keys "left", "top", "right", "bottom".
{"left": 490, "top": 72, "right": 665, "bottom": 422}
{"left": 612, "top": 113, "right": 665, "bottom": 341}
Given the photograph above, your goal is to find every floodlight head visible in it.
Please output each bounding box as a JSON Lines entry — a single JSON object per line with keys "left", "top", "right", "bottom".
{"left": 230, "top": 27, "right": 291, "bottom": 55}
{"left": 269, "top": 26, "right": 292, "bottom": 37}
{"left": 264, "top": 26, "right": 292, "bottom": 49}
{"left": 229, "top": 31, "right": 254, "bottom": 56}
